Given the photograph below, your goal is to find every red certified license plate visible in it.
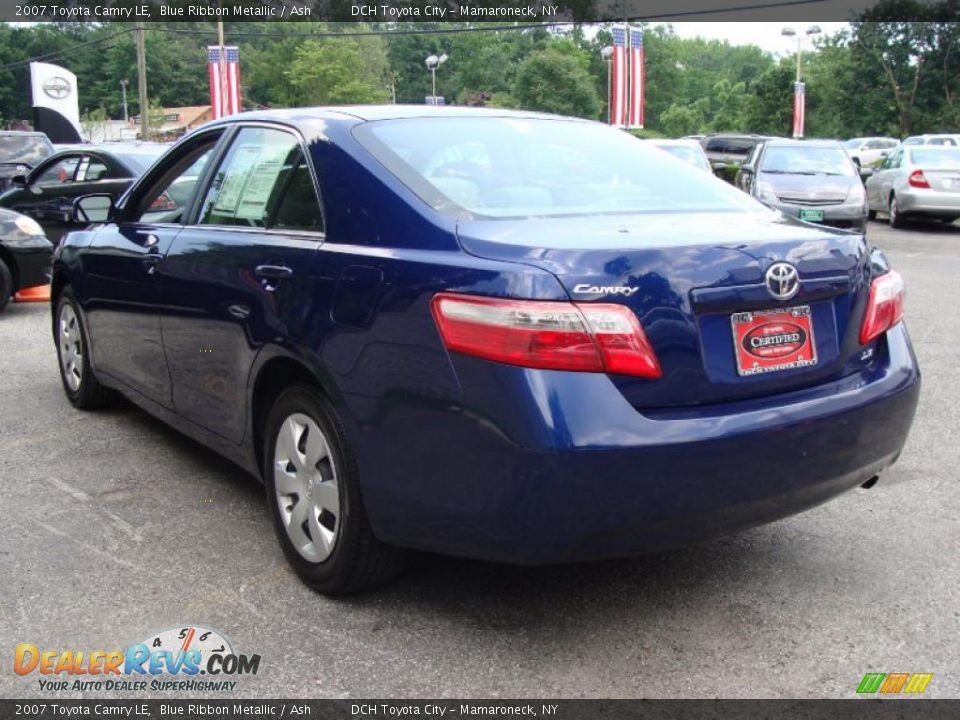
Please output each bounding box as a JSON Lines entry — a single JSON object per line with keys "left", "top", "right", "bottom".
{"left": 731, "top": 306, "right": 817, "bottom": 376}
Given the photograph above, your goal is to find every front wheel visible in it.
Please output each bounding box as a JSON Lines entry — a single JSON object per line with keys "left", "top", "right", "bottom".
{"left": 0, "top": 257, "right": 12, "bottom": 313}
{"left": 55, "top": 289, "right": 114, "bottom": 409}
{"left": 263, "top": 385, "right": 404, "bottom": 594}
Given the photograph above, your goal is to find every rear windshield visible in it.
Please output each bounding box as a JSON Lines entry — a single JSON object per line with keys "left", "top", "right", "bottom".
{"left": 909, "top": 148, "right": 960, "bottom": 168}
{"left": 760, "top": 145, "right": 856, "bottom": 176}
{"left": 353, "top": 118, "right": 760, "bottom": 219}
{"left": 703, "top": 137, "right": 760, "bottom": 155}
{"left": 0, "top": 134, "right": 54, "bottom": 165}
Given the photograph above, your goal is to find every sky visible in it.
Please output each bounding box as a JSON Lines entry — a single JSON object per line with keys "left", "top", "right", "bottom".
{"left": 662, "top": 22, "right": 850, "bottom": 54}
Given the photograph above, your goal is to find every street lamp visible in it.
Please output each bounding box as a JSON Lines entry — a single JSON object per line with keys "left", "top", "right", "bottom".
{"left": 425, "top": 53, "right": 448, "bottom": 105}
{"left": 119, "top": 79, "right": 129, "bottom": 122}
{"left": 781, "top": 25, "right": 821, "bottom": 83}
{"left": 600, "top": 46, "right": 613, "bottom": 124}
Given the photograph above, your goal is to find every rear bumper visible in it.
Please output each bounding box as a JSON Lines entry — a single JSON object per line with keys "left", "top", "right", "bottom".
{"left": 896, "top": 189, "right": 960, "bottom": 215}
{"left": 351, "top": 323, "right": 920, "bottom": 564}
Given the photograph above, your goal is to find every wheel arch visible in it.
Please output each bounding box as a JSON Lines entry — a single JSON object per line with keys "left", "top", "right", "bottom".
{"left": 248, "top": 351, "right": 341, "bottom": 481}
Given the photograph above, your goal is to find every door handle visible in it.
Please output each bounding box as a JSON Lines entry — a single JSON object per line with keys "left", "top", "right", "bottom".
{"left": 254, "top": 264, "right": 293, "bottom": 280}
{"left": 143, "top": 254, "right": 161, "bottom": 275}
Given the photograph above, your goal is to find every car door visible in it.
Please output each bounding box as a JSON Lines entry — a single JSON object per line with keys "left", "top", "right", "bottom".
{"left": 876, "top": 149, "right": 903, "bottom": 203}
{"left": 4, "top": 154, "right": 82, "bottom": 240}
{"left": 80, "top": 132, "right": 225, "bottom": 406}
{"left": 158, "top": 124, "right": 325, "bottom": 443}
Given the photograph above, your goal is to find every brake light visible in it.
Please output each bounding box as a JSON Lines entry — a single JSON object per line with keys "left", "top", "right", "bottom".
{"left": 150, "top": 192, "right": 177, "bottom": 211}
{"left": 431, "top": 293, "right": 661, "bottom": 379}
{"left": 908, "top": 170, "right": 930, "bottom": 189}
{"left": 860, "top": 270, "right": 905, "bottom": 345}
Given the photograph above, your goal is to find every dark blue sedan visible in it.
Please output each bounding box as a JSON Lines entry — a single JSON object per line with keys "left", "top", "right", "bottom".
{"left": 53, "top": 107, "right": 920, "bottom": 594}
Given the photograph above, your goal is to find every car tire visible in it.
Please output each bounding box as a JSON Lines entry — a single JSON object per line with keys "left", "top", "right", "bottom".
{"left": 263, "top": 384, "right": 404, "bottom": 595}
{"left": 940, "top": 216, "right": 958, "bottom": 224}
{"left": 868, "top": 209, "right": 877, "bottom": 221}
{"left": 889, "top": 195, "right": 906, "bottom": 229}
{"left": 54, "top": 288, "right": 114, "bottom": 409}
{"left": 0, "top": 257, "right": 12, "bottom": 314}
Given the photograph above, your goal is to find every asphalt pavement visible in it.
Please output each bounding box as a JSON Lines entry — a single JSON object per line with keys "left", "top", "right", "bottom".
{"left": 0, "top": 220, "right": 957, "bottom": 699}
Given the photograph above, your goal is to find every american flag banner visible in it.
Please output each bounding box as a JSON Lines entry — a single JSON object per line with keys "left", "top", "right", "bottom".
{"left": 610, "top": 26, "right": 628, "bottom": 128}
{"left": 792, "top": 81, "right": 805, "bottom": 138}
{"left": 628, "top": 27, "right": 644, "bottom": 129}
{"left": 208, "top": 46, "right": 241, "bottom": 119}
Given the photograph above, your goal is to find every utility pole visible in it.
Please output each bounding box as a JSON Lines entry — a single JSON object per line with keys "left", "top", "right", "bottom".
{"left": 120, "top": 80, "right": 129, "bottom": 123}
{"left": 136, "top": 21, "right": 148, "bottom": 140}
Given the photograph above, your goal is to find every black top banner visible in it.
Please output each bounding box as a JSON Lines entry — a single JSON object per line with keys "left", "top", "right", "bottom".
{"left": 2, "top": 0, "right": 950, "bottom": 23}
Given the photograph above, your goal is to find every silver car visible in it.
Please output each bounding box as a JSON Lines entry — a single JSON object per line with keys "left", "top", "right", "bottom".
{"left": 843, "top": 137, "right": 899, "bottom": 168}
{"left": 737, "top": 139, "right": 867, "bottom": 231}
{"left": 866, "top": 146, "right": 960, "bottom": 227}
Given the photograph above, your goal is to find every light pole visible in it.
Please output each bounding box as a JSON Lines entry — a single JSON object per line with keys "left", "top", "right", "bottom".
{"left": 781, "top": 25, "right": 822, "bottom": 83}
{"left": 425, "top": 53, "right": 448, "bottom": 105}
{"left": 119, "top": 80, "right": 129, "bottom": 122}
{"left": 601, "top": 46, "right": 613, "bottom": 124}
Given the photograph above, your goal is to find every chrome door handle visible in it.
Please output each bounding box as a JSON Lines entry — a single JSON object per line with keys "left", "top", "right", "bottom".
{"left": 254, "top": 264, "right": 293, "bottom": 280}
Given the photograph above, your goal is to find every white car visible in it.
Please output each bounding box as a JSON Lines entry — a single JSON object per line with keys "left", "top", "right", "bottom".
{"left": 843, "top": 137, "right": 900, "bottom": 167}
{"left": 901, "top": 134, "right": 960, "bottom": 147}
{"left": 649, "top": 139, "right": 712, "bottom": 173}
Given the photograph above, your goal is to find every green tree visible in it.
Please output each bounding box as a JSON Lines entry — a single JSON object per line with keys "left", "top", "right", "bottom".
{"left": 511, "top": 42, "right": 601, "bottom": 119}
{"left": 286, "top": 36, "right": 391, "bottom": 105}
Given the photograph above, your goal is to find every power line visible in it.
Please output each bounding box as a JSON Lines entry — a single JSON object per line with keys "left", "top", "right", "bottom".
{"left": 0, "top": 26, "right": 137, "bottom": 72}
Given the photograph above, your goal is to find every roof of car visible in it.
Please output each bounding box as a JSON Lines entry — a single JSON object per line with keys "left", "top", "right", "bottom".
{"left": 206, "top": 105, "right": 590, "bottom": 127}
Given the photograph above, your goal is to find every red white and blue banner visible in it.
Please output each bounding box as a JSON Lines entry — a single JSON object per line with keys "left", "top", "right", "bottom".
{"left": 792, "top": 81, "right": 805, "bottom": 138}
{"left": 610, "top": 26, "right": 628, "bottom": 127}
{"left": 208, "top": 46, "right": 241, "bottom": 119}
{"left": 628, "top": 27, "right": 644, "bottom": 129}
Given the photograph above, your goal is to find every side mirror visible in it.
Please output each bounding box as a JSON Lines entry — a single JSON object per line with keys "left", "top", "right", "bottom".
{"left": 880, "top": 151, "right": 890, "bottom": 158}
{"left": 711, "top": 161, "right": 727, "bottom": 171}
{"left": 10, "top": 175, "right": 26, "bottom": 188}
{"left": 859, "top": 167, "right": 875, "bottom": 180}
{"left": 73, "top": 194, "right": 114, "bottom": 224}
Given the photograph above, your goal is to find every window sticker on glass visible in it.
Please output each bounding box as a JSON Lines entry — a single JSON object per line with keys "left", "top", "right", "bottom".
{"left": 212, "top": 145, "right": 261, "bottom": 216}
{"left": 234, "top": 153, "right": 286, "bottom": 221}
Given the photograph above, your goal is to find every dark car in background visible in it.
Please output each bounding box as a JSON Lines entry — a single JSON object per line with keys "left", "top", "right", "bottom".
{"left": 736, "top": 139, "right": 868, "bottom": 231}
{"left": 0, "top": 143, "right": 166, "bottom": 243}
{"left": 701, "top": 134, "right": 774, "bottom": 182}
{"left": 0, "top": 131, "right": 55, "bottom": 193}
{"left": 54, "top": 107, "right": 918, "bottom": 594}
{"left": 0, "top": 207, "right": 52, "bottom": 313}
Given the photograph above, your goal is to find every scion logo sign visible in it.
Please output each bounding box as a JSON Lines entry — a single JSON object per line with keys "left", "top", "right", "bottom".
{"left": 42, "top": 76, "right": 72, "bottom": 100}
{"left": 13, "top": 625, "right": 261, "bottom": 693}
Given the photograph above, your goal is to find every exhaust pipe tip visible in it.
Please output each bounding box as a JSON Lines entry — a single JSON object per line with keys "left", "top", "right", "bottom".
{"left": 860, "top": 475, "right": 880, "bottom": 490}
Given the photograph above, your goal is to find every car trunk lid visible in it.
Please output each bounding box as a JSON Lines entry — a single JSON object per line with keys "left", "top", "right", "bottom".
{"left": 457, "top": 211, "right": 872, "bottom": 409}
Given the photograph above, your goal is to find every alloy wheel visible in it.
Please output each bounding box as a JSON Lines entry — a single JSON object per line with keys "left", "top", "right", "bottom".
{"left": 58, "top": 303, "right": 83, "bottom": 392}
{"left": 273, "top": 413, "right": 341, "bottom": 563}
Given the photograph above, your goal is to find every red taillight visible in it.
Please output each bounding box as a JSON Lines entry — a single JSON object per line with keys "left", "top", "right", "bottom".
{"left": 860, "top": 270, "right": 905, "bottom": 345}
{"left": 908, "top": 170, "right": 930, "bottom": 189}
{"left": 150, "top": 192, "right": 177, "bottom": 211}
{"left": 431, "top": 293, "right": 661, "bottom": 379}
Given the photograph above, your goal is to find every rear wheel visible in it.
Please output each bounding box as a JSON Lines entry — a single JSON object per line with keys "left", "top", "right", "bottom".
{"left": 55, "top": 289, "right": 114, "bottom": 409}
{"left": 888, "top": 194, "right": 906, "bottom": 229}
{"left": 263, "top": 384, "right": 404, "bottom": 594}
{"left": 0, "top": 258, "right": 12, "bottom": 313}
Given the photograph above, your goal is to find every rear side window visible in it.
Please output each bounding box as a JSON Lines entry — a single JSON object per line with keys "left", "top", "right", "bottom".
{"left": 198, "top": 126, "right": 323, "bottom": 232}
{"left": 34, "top": 156, "right": 80, "bottom": 185}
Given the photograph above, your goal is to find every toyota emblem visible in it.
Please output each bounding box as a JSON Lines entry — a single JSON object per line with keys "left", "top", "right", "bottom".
{"left": 42, "top": 76, "right": 71, "bottom": 100}
{"left": 765, "top": 262, "right": 800, "bottom": 301}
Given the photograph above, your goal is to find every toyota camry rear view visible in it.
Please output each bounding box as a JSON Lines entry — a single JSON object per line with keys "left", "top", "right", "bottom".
{"left": 52, "top": 107, "right": 920, "bottom": 593}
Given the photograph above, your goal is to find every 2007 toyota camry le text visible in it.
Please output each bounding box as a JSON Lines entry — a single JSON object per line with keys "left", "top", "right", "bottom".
{"left": 52, "top": 107, "right": 920, "bottom": 594}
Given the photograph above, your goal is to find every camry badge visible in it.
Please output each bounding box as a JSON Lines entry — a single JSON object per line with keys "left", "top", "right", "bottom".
{"left": 764, "top": 262, "right": 799, "bottom": 301}
{"left": 572, "top": 284, "right": 639, "bottom": 297}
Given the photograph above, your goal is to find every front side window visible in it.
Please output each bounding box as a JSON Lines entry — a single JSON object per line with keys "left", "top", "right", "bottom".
{"left": 78, "top": 157, "right": 110, "bottom": 182}
{"left": 355, "top": 118, "right": 760, "bottom": 219}
{"left": 34, "top": 156, "right": 80, "bottom": 185}
{"left": 198, "top": 127, "right": 323, "bottom": 232}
